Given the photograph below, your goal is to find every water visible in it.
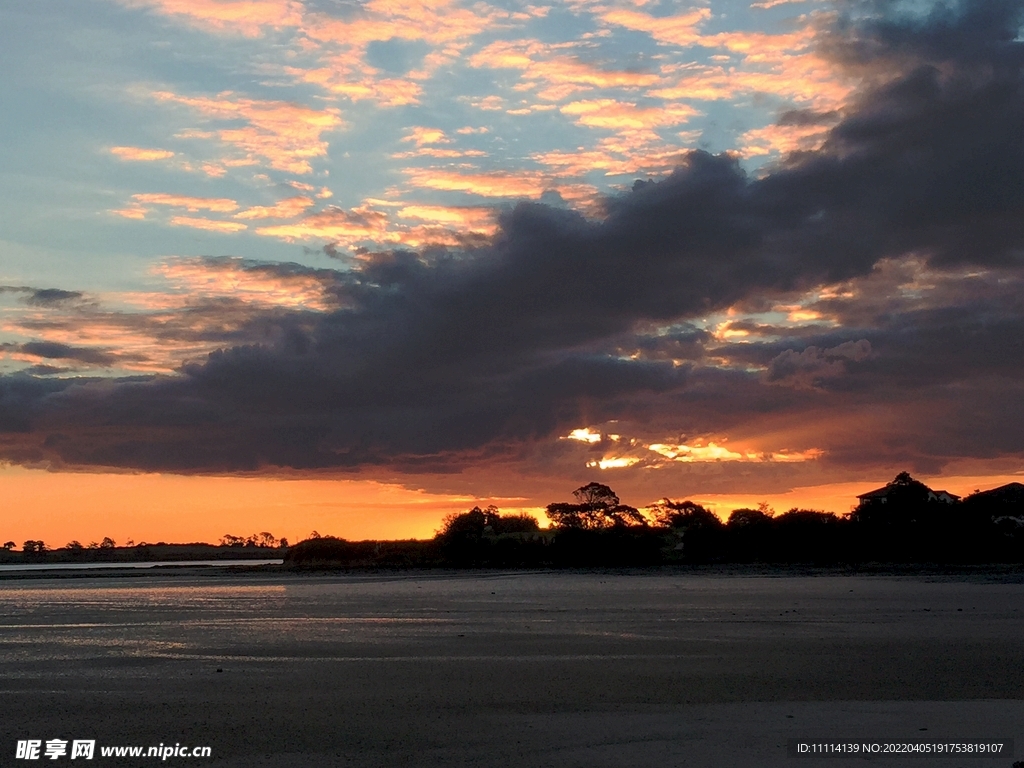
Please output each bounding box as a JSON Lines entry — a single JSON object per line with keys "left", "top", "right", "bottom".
{"left": 0, "top": 571, "right": 1021, "bottom": 767}
{"left": 0, "top": 559, "right": 282, "bottom": 572}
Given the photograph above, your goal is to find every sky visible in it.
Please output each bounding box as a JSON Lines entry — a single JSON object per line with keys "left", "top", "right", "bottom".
{"left": 1, "top": 0, "right": 1023, "bottom": 546}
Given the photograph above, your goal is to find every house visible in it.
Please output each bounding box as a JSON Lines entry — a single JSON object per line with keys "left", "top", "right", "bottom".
{"left": 963, "top": 482, "right": 1024, "bottom": 525}
{"left": 966, "top": 482, "right": 1024, "bottom": 504}
{"left": 856, "top": 473, "right": 960, "bottom": 506}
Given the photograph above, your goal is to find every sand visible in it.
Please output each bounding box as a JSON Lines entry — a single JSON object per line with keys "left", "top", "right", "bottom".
{"left": 1, "top": 569, "right": 1022, "bottom": 766}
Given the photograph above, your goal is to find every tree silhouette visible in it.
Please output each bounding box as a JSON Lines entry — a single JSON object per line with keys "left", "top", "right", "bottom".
{"left": 255, "top": 532, "right": 278, "bottom": 548}
{"left": 650, "top": 499, "right": 722, "bottom": 530}
{"left": 727, "top": 508, "right": 773, "bottom": 527}
{"left": 546, "top": 483, "right": 646, "bottom": 529}
{"left": 438, "top": 506, "right": 499, "bottom": 538}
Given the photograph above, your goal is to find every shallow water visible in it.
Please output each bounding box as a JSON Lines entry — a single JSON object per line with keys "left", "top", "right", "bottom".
{"left": 0, "top": 560, "right": 282, "bottom": 572}
{"left": 1, "top": 571, "right": 1022, "bottom": 766}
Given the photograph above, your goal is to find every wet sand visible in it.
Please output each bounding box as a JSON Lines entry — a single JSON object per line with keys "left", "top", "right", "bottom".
{"left": 1, "top": 570, "right": 1022, "bottom": 766}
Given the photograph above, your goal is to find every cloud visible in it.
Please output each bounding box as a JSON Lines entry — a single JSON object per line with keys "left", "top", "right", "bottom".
{"left": 2, "top": 0, "right": 1023, "bottom": 479}
{"left": 401, "top": 127, "right": 450, "bottom": 147}
{"left": 117, "top": 0, "right": 304, "bottom": 37}
{"left": 132, "top": 193, "right": 239, "bottom": 212}
{"left": 169, "top": 216, "right": 248, "bottom": 232}
{"left": 402, "top": 168, "right": 551, "bottom": 197}
{"left": 235, "top": 196, "right": 315, "bottom": 220}
{"left": 739, "top": 121, "right": 834, "bottom": 157}
{"left": 0, "top": 258, "right": 343, "bottom": 377}
{"left": 395, "top": 205, "right": 497, "bottom": 230}
{"left": 153, "top": 90, "right": 343, "bottom": 174}
{"left": 560, "top": 99, "right": 699, "bottom": 130}
{"left": 469, "top": 38, "right": 662, "bottom": 101}
{"left": 254, "top": 205, "right": 391, "bottom": 244}
{"left": 766, "top": 339, "right": 872, "bottom": 388}
{"left": 250, "top": 202, "right": 498, "bottom": 249}
{"left": 2, "top": 341, "right": 120, "bottom": 367}
{"left": 111, "top": 206, "right": 149, "bottom": 220}
{"left": 287, "top": 65, "right": 424, "bottom": 107}
{"left": 152, "top": 256, "right": 339, "bottom": 310}
{"left": 597, "top": 7, "right": 712, "bottom": 47}
{"left": 0, "top": 286, "right": 85, "bottom": 307}
{"left": 110, "top": 146, "right": 176, "bottom": 161}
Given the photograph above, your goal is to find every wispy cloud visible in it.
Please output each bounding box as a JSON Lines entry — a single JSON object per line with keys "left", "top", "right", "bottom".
{"left": 402, "top": 168, "right": 551, "bottom": 197}
{"left": 235, "top": 196, "right": 315, "bottom": 220}
{"left": 133, "top": 193, "right": 239, "bottom": 212}
{"left": 470, "top": 39, "right": 661, "bottom": 101}
{"left": 597, "top": 7, "right": 711, "bottom": 46}
{"left": 169, "top": 215, "right": 248, "bottom": 232}
{"left": 153, "top": 90, "right": 343, "bottom": 174}
{"left": 254, "top": 205, "right": 391, "bottom": 244}
{"left": 110, "top": 146, "right": 175, "bottom": 161}
{"left": 117, "top": 0, "right": 304, "bottom": 37}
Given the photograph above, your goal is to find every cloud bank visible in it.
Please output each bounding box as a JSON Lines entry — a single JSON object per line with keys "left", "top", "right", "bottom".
{"left": 2, "top": 0, "right": 1023, "bottom": 485}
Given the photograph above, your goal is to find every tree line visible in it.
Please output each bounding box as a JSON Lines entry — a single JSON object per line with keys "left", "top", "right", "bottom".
{"left": 0, "top": 533, "right": 289, "bottom": 563}
{"left": 286, "top": 475, "right": 1024, "bottom": 568}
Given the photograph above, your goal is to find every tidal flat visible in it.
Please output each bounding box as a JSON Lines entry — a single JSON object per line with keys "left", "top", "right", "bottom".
{"left": 1, "top": 569, "right": 1023, "bottom": 767}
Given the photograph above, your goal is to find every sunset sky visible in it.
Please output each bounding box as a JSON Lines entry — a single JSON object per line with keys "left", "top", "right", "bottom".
{"left": 1, "top": 0, "right": 1023, "bottom": 546}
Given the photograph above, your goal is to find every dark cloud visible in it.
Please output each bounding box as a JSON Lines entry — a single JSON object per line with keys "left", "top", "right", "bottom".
{"left": 8, "top": 342, "right": 119, "bottom": 366}
{"left": 777, "top": 108, "right": 841, "bottom": 126}
{"left": 766, "top": 340, "right": 873, "bottom": 388}
{"left": 19, "top": 365, "right": 73, "bottom": 377}
{"left": 0, "top": 286, "right": 85, "bottom": 306}
{"left": 1, "top": 0, "right": 1023, "bottom": 478}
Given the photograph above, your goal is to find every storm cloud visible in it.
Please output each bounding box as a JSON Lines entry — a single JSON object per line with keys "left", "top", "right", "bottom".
{"left": 1, "top": 0, "right": 1023, "bottom": 479}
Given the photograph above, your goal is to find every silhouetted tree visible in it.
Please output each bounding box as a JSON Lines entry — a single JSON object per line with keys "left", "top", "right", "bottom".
{"left": 255, "top": 532, "right": 278, "bottom": 548}
{"left": 23, "top": 540, "right": 46, "bottom": 554}
{"left": 436, "top": 506, "right": 544, "bottom": 566}
{"left": 724, "top": 507, "right": 776, "bottom": 562}
{"left": 99, "top": 537, "right": 116, "bottom": 549}
{"left": 65, "top": 541, "right": 84, "bottom": 552}
{"left": 650, "top": 499, "right": 722, "bottom": 530}
{"left": 3, "top": 541, "right": 15, "bottom": 551}
{"left": 493, "top": 513, "right": 541, "bottom": 534}
{"left": 285, "top": 536, "right": 356, "bottom": 564}
{"left": 727, "top": 508, "right": 773, "bottom": 527}
{"left": 770, "top": 509, "right": 844, "bottom": 563}
{"left": 546, "top": 483, "right": 646, "bottom": 529}
{"left": 438, "top": 506, "right": 500, "bottom": 538}
{"left": 647, "top": 499, "right": 723, "bottom": 561}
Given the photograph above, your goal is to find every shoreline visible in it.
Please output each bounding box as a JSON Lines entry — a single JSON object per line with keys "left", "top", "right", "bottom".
{"left": 3, "top": 560, "right": 1024, "bottom": 582}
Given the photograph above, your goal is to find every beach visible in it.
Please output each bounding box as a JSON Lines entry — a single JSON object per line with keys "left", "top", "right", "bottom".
{"left": 2, "top": 569, "right": 1023, "bottom": 766}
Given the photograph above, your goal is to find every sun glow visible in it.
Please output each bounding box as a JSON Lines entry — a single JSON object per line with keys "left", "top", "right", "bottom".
{"left": 647, "top": 441, "right": 822, "bottom": 463}
{"left": 566, "top": 427, "right": 602, "bottom": 443}
{"left": 586, "top": 457, "right": 641, "bottom": 469}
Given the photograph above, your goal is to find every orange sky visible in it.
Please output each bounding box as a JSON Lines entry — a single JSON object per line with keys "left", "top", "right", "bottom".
{"left": 3, "top": 465, "right": 1022, "bottom": 548}
{"left": 0, "top": 466, "right": 478, "bottom": 547}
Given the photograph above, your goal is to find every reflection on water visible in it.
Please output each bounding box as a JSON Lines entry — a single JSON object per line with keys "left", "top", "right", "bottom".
{"left": 0, "top": 573, "right": 1022, "bottom": 674}
{"left": 0, "top": 560, "right": 282, "bottom": 572}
